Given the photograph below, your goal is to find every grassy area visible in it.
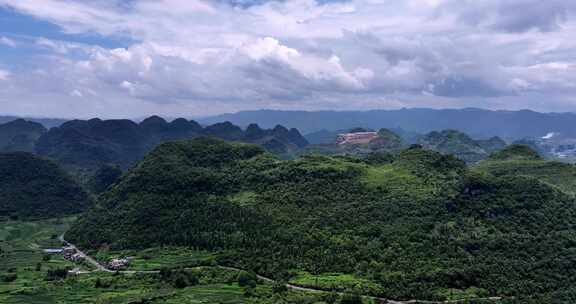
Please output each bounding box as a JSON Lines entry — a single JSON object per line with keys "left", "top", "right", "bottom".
{"left": 289, "top": 271, "right": 382, "bottom": 295}
{"left": 0, "top": 217, "right": 76, "bottom": 272}
{"left": 362, "top": 165, "right": 436, "bottom": 201}
{"left": 0, "top": 219, "right": 240, "bottom": 303}
{"left": 159, "top": 283, "right": 246, "bottom": 304}
{"left": 0, "top": 218, "right": 338, "bottom": 304}
{"left": 5, "top": 275, "right": 236, "bottom": 303}
{"left": 0, "top": 218, "right": 83, "bottom": 299}
{"left": 437, "top": 287, "right": 490, "bottom": 301}
{"left": 91, "top": 247, "right": 216, "bottom": 271}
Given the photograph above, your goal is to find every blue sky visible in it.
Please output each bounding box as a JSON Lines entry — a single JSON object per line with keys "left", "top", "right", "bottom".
{"left": 0, "top": 6, "right": 129, "bottom": 65}
{"left": 0, "top": 0, "right": 575, "bottom": 118}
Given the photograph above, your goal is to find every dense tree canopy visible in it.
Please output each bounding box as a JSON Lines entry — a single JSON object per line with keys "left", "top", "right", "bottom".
{"left": 68, "top": 138, "right": 576, "bottom": 302}
{"left": 35, "top": 117, "right": 308, "bottom": 171}
{"left": 87, "top": 164, "right": 123, "bottom": 195}
{"left": 0, "top": 152, "right": 90, "bottom": 218}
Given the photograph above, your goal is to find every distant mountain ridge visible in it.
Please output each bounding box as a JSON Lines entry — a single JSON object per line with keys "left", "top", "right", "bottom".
{"left": 417, "top": 130, "right": 506, "bottom": 164}
{"left": 200, "top": 108, "right": 576, "bottom": 139}
{"left": 0, "top": 119, "right": 46, "bottom": 153}
{"left": 0, "top": 116, "right": 67, "bottom": 129}
{"left": 303, "top": 127, "right": 507, "bottom": 163}
{"left": 35, "top": 116, "right": 308, "bottom": 170}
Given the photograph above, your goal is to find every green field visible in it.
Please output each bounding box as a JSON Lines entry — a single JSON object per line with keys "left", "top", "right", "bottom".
{"left": 91, "top": 247, "right": 216, "bottom": 271}
{"left": 0, "top": 218, "right": 361, "bottom": 304}
{"left": 289, "top": 271, "right": 382, "bottom": 295}
{"left": 0, "top": 217, "right": 76, "bottom": 272}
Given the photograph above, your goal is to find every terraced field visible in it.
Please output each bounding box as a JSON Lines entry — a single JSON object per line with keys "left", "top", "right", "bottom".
{"left": 0, "top": 218, "right": 335, "bottom": 304}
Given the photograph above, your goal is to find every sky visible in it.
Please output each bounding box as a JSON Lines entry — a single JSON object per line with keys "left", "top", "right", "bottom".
{"left": 0, "top": 0, "right": 575, "bottom": 118}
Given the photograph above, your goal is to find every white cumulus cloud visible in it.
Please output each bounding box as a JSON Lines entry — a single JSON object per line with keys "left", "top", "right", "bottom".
{"left": 0, "top": 0, "right": 575, "bottom": 117}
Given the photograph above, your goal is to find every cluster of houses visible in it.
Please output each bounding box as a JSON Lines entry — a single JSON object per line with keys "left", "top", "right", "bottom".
{"left": 43, "top": 245, "right": 131, "bottom": 271}
{"left": 62, "top": 246, "right": 85, "bottom": 262}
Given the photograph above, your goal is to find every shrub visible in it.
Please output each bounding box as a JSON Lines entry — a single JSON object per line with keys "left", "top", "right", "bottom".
{"left": 340, "top": 293, "right": 362, "bottom": 304}
{"left": 2, "top": 273, "right": 17, "bottom": 283}
{"left": 272, "top": 281, "right": 288, "bottom": 294}
{"left": 238, "top": 271, "right": 257, "bottom": 288}
{"left": 46, "top": 268, "right": 68, "bottom": 281}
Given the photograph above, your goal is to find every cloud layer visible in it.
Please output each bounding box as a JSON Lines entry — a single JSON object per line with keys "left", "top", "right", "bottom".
{"left": 0, "top": 0, "right": 575, "bottom": 118}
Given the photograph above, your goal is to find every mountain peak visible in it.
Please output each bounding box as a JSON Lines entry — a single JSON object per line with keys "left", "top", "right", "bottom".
{"left": 140, "top": 115, "right": 168, "bottom": 126}
{"left": 489, "top": 144, "right": 542, "bottom": 161}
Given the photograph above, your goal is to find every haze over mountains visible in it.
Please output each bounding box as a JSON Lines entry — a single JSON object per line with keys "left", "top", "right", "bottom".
{"left": 0, "top": 116, "right": 67, "bottom": 129}
{"left": 4, "top": 0, "right": 576, "bottom": 302}
{"left": 200, "top": 108, "right": 576, "bottom": 139}
{"left": 4, "top": 107, "right": 576, "bottom": 171}
{"left": 0, "top": 116, "right": 308, "bottom": 171}
{"left": 0, "top": 119, "right": 46, "bottom": 153}
{"left": 5, "top": 110, "right": 576, "bottom": 302}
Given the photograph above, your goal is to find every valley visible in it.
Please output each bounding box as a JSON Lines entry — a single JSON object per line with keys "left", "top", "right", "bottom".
{"left": 2, "top": 116, "right": 576, "bottom": 303}
{"left": 3, "top": 0, "right": 576, "bottom": 302}
{"left": 1, "top": 217, "right": 508, "bottom": 304}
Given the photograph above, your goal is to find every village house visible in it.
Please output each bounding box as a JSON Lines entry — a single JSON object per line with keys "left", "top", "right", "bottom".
{"left": 336, "top": 132, "right": 378, "bottom": 145}
{"left": 70, "top": 253, "right": 85, "bottom": 262}
{"left": 62, "top": 246, "right": 77, "bottom": 260}
{"left": 108, "top": 258, "right": 130, "bottom": 270}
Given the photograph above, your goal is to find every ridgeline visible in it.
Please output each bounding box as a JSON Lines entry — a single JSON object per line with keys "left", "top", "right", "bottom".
{"left": 68, "top": 138, "right": 576, "bottom": 302}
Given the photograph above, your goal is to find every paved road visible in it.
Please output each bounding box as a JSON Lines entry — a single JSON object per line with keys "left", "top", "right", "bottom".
{"left": 59, "top": 236, "right": 503, "bottom": 304}
{"left": 59, "top": 235, "right": 112, "bottom": 272}
{"left": 59, "top": 235, "right": 159, "bottom": 274}
{"left": 214, "top": 266, "right": 502, "bottom": 304}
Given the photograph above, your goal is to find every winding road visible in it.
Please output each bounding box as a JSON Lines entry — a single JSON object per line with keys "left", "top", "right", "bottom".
{"left": 58, "top": 235, "right": 503, "bottom": 304}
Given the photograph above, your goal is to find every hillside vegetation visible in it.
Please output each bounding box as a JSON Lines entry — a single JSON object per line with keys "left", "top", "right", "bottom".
{"left": 1, "top": 218, "right": 315, "bottom": 304}
{"left": 36, "top": 116, "right": 308, "bottom": 171}
{"left": 303, "top": 128, "right": 506, "bottom": 165}
{"left": 69, "top": 138, "right": 576, "bottom": 302}
{"left": 418, "top": 130, "right": 505, "bottom": 164}
{"left": 0, "top": 153, "right": 90, "bottom": 219}
{"left": 300, "top": 128, "right": 407, "bottom": 157}
{"left": 0, "top": 119, "right": 46, "bottom": 153}
{"left": 475, "top": 144, "right": 576, "bottom": 194}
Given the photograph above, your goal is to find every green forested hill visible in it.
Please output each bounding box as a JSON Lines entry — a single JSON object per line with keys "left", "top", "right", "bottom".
{"left": 475, "top": 144, "right": 576, "bottom": 194}
{"left": 0, "top": 119, "right": 46, "bottom": 153}
{"left": 68, "top": 138, "right": 576, "bottom": 302}
{"left": 0, "top": 152, "right": 91, "bottom": 218}
{"left": 418, "top": 130, "right": 493, "bottom": 164}
{"left": 35, "top": 117, "right": 308, "bottom": 171}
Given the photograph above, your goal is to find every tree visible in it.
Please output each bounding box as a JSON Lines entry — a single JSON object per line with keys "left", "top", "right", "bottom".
{"left": 272, "top": 281, "right": 288, "bottom": 294}
{"left": 322, "top": 292, "right": 339, "bottom": 304}
{"left": 340, "top": 293, "right": 362, "bottom": 304}
{"left": 88, "top": 164, "right": 123, "bottom": 194}
{"left": 95, "top": 278, "right": 103, "bottom": 288}
{"left": 1, "top": 273, "right": 17, "bottom": 283}
{"left": 238, "top": 271, "right": 257, "bottom": 288}
{"left": 46, "top": 268, "right": 68, "bottom": 281}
